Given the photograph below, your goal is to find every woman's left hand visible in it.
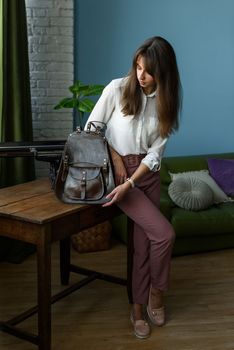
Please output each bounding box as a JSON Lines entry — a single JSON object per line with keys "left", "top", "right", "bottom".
{"left": 102, "top": 182, "right": 131, "bottom": 207}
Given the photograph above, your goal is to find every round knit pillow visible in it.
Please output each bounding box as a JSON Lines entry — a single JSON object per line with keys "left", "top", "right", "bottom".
{"left": 168, "top": 176, "right": 214, "bottom": 211}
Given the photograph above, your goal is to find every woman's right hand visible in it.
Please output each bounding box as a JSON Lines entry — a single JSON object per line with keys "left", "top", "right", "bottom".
{"left": 109, "top": 146, "right": 127, "bottom": 185}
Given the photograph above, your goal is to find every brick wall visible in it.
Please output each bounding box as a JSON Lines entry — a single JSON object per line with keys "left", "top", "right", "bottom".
{"left": 25, "top": 0, "right": 74, "bottom": 177}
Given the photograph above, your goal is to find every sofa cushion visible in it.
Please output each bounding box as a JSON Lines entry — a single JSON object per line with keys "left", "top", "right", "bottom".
{"left": 168, "top": 176, "right": 213, "bottom": 211}
{"left": 207, "top": 158, "right": 234, "bottom": 197}
{"left": 169, "top": 170, "right": 231, "bottom": 204}
{"left": 171, "top": 202, "right": 234, "bottom": 237}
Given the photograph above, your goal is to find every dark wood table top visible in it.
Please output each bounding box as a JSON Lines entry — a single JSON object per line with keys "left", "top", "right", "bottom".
{"left": 0, "top": 177, "right": 90, "bottom": 224}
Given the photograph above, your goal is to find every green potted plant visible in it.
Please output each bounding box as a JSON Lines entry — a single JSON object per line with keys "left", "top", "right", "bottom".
{"left": 54, "top": 80, "right": 105, "bottom": 129}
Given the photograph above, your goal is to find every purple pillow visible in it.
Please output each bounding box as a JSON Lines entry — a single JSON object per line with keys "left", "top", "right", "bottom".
{"left": 207, "top": 158, "right": 234, "bottom": 197}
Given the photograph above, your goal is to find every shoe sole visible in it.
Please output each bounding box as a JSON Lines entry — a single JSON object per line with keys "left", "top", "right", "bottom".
{"left": 134, "top": 331, "right": 150, "bottom": 339}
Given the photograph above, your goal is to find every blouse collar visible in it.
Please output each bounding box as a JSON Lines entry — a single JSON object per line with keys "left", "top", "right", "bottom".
{"left": 141, "top": 89, "right": 156, "bottom": 98}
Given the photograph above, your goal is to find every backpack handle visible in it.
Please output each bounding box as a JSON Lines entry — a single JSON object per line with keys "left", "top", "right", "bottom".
{"left": 86, "top": 121, "right": 107, "bottom": 135}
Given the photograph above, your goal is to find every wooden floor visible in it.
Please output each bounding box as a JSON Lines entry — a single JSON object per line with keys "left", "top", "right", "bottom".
{"left": 1, "top": 240, "right": 234, "bottom": 350}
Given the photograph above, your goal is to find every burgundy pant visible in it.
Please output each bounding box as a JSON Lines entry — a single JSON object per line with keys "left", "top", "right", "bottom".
{"left": 117, "top": 155, "right": 175, "bottom": 305}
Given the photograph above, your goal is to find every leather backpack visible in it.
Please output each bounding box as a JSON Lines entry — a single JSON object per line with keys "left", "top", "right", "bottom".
{"left": 55, "top": 121, "right": 115, "bottom": 204}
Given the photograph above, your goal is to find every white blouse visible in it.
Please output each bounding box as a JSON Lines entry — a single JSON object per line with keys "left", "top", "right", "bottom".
{"left": 85, "top": 77, "right": 168, "bottom": 171}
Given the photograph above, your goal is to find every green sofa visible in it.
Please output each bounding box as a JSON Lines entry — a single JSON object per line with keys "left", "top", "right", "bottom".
{"left": 112, "top": 152, "right": 234, "bottom": 256}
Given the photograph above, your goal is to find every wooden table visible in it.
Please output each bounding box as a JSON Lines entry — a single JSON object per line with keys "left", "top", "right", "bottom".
{"left": 0, "top": 178, "right": 132, "bottom": 350}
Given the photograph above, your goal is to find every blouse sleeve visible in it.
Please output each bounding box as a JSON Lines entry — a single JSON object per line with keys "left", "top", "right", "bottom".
{"left": 141, "top": 135, "right": 168, "bottom": 172}
{"left": 85, "top": 80, "right": 116, "bottom": 129}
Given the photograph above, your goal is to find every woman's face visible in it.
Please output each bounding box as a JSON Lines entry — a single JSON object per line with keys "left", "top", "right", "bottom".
{"left": 136, "top": 56, "right": 156, "bottom": 94}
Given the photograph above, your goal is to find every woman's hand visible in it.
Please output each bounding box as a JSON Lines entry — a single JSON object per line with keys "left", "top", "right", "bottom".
{"left": 113, "top": 157, "right": 128, "bottom": 185}
{"left": 109, "top": 145, "right": 127, "bottom": 185}
{"left": 102, "top": 181, "right": 131, "bottom": 207}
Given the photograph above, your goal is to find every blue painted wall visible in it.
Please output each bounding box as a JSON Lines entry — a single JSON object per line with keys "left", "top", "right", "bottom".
{"left": 75, "top": 0, "right": 234, "bottom": 156}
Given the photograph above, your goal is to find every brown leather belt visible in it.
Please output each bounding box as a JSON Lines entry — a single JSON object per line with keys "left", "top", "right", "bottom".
{"left": 121, "top": 154, "right": 146, "bottom": 167}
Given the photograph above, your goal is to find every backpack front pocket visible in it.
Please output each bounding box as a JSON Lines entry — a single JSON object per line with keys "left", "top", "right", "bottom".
{"left": 64, "top": 165, "right": 105, "bottom": 201}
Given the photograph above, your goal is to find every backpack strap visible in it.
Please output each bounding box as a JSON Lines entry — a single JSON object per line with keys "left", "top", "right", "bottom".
{"left": 80, "top": 170, "right": 86, "bottom": 200}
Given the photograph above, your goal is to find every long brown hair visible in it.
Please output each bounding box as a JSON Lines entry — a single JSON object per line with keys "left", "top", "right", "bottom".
{"left": 121, "top": 36, "right": 182, "bottom": 138}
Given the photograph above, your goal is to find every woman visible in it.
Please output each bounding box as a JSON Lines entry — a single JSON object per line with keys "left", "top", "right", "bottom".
{"left": 86, "top": 36, "right": 182, "bottom": 339}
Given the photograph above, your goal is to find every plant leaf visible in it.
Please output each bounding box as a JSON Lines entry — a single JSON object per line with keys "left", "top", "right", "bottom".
{"left": 54, "top": 97, "right": 77, "bottom": 109}
{"left": 69, "top": 84, "right": 89, "bottom": 95}
{"left": 83, "top": 85, "right": 105, "bottom": 96}
{"left": 78, "top": 99, "right": 95, "bottom": 113}
{"left": 54, "top": 80, "right": 105, "bottom": 121}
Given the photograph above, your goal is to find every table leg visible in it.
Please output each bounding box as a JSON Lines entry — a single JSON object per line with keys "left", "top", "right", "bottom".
{"left": 37, "top": 229, "right": 51, "bottom": 350}
{"left": 60, "top": 237, "right": 71, "bottom": 285}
